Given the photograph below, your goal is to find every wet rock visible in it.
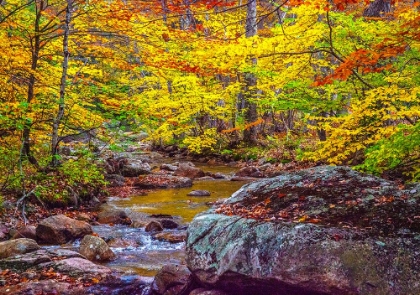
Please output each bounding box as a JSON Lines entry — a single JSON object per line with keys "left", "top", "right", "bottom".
{"left": 161, "top": 163, "right": 178, "bottom": 172}
{"left": 11, "top": 225, "right": 37, "bottom": 240}
{"left": 174, "top": 163, "right": 205, "bottom": 179}
{"left": 213, "top": 173, "right": 226, "bottom": 179}
{"left": 154, "top": 231, "right": 187, "bottom": 244}
{"left": 151, "top": 264, "right": 196, "bottom": 295}
{"left": 145, "top": 221, "right": 163, "bottom": 232}
{"left": 36, "top": 214, "right": 92, "bottom": 244}
{"left": 0, "top": 279, "right": 85, "bottom": 295}
{"left": 134, "top": 175, "right": 193, "bottom": 189}
{"left": 195, "top": 176, "right": 215, "bottom": 181}
{"left": 0, "top": 249, "right": 83, "bottom": 272}
{"left": 79, "top": 235, "right": 116, "bottom": 262}
{"left": 87, "top": 275, "right": 148, "bottom": 295}
{"left": 121, "top": 159, "right": 152, "bottom": 177}
{"left": 187, "top": 190, "right": 211, "bottom": 197}
{"left": 0, "top": 238, "right": 39, "bottom": 259}
{"left": 187, "top": 166, "right": 420, "bottom": 295}
{"left": 234, "top": 166, "right": 263, "bottom": 178}
{"left": 97, "top": 205, "right": 131, "bottom": 225}
{"left": 160, "top": 219, "right": 179, "bottom": 229}
{"left": 105, "top": 174, "right": 126, "bottom": 187}
{"left": 50, "top": 257, "right": 112, "bottom": 276}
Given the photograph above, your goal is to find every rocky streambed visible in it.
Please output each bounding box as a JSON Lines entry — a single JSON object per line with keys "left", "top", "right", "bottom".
{"left": 0, "top": 158, "right": 254, "bottom": 294}
{"left": 1, "top": 159, "right": 419, "bottom": 295}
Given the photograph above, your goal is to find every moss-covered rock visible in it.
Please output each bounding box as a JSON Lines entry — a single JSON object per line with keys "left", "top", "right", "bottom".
{"left": 186, "top": 166, "right": 420, "bottom": 295}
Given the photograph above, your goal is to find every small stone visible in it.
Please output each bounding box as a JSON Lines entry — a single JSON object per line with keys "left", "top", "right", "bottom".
{"left": 145, "top": 221, "right": 163, "bottom": 232}
{"left": 187, "top": 190, "right": 211, "bottom": 197}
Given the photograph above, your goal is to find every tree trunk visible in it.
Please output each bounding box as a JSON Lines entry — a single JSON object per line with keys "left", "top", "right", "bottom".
{"left": 51, "top": 0, "right": 72, "bottom": 167}
{"left": 363, "top": 0, "right": 391, "bottom": 17}
{"left": 242, "top": 0, "right": 258, "bottom": 145}
{"left": 22, "top": 0, "right": 45, "bottom": 169}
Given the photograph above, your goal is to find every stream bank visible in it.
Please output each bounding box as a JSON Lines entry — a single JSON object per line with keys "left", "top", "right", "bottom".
{"left": 0, "top": 151, "right": 264, "bottom": 294}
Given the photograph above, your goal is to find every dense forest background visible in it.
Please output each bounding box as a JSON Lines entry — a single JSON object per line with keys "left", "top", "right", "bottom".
{"left": 0, "top": 0, "right": 419, "bottom": 205}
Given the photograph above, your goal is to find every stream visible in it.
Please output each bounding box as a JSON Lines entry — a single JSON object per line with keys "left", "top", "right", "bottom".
{"left": 48, "top": 163, "right": 247, "bottom": 280}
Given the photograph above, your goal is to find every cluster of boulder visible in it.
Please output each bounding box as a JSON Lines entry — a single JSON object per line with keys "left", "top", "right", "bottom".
{"left": 0, "top": 214, "right": 147, "bottom": 294}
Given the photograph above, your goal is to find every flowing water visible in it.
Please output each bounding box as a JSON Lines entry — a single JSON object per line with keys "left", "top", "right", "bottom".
{"left": 97, "top": 164, "right": 248, "bottom": 277}
{"left": 42, "top": 164, "right": 248, "bottom": 278}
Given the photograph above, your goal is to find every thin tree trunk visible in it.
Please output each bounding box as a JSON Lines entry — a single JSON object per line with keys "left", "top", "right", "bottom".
{"left": 51, "top": 0, "right": 72, "bottom": 166}
{"left": 243, "top": 0, "right": 258, "bottom": 144}
{"left": 22, "top": 0, "right": 44, "bottom": 169}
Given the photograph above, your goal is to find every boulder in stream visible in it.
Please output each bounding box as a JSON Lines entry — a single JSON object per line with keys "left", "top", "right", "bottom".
{"left": 134, "top": 175, "right": 193, "bottom": 189}
{"left": 0, "top": 238, "right": 39, "bottom": 259}
{"left": 79, "top": 235, "right": 116, "bottom": 262}
{"left": 174, "top": 162, "right": 205, "bottom": 179}
{"left": 186, "top": 166, "right": 420, "bottom": 295}
{"left": 36, "top": 214, "right": 92, "bottom": 244}
{"left": 187, "top": 190, "right": 211, "bottom": 197}
{"left": 151, "top": 264, "right": 196, "bottom": 295}
{"left": 121, "top": 159, "right": 152, "bottom": 177}
{"left": 234, "top": 166, "right": 263, "bottom": 178}
{"left": 97, "top": 205, "right": 131, "bottom": 225}
{"left": 145, "top": 220, "right": 164, "bottom": 232}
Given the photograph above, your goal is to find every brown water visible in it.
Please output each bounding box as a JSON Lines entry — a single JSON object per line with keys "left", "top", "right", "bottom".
{"left": 110, "top": 179, "right": 246, "bottom": 223}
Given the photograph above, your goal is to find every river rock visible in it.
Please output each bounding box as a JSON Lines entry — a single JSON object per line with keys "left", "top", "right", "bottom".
{"left": 187, "top": 190, "right": 211, "bottom": 197}
{"left": 186, "top": 166, "right": 420, "bottom": 295}
{"left": 121, "top": 159, "right": 151, "bottom": 177}
{"left": 36, "top": 214, "right": 92, "bottom": 244}
{"left": 154, "top": 231, "right": 187, "bottom": 244}
{"left": 145, "top": 221, "right": 163, "bottom": 232}
{"left": 0, "top": 248, "right": 139, "bottom": 295}
{"left": 51, "top": 257, "right": 112, "bottom": 276}
{"left": 234, "top": 166, "right": 263, "bottom": 178}
{"left": 161, "top": 163, "right": 178, "bottom": 172}
{"left": 0, "top": 238, "right": 39, "bottom": 259}
{"left": 97, "top": 205, "right": 131, "bottom": 225}
{"left": 11, "top": 225, "right": 37, "bottom": 240}
{"left": 134, "top": 175, "right": 193, "bottom": 189}
{"left": 79, "top": 235, "right": 116, "bottom": 262}
{"left": 174, "top": 163, "right": 205, "bottom": 179}
{"left": 160, "top": 219, "right": 179, "bottom": 229}
{"left": 151, "top": 264, "right": 196, "bottom": 295}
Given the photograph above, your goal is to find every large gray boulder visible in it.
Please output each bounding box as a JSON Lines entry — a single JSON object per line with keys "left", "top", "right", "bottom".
{"left": 186, "top": 166, "right": 420, "bottom": 295}
{"left": 36, "top": 214, "right": 92, "bottom": 244}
